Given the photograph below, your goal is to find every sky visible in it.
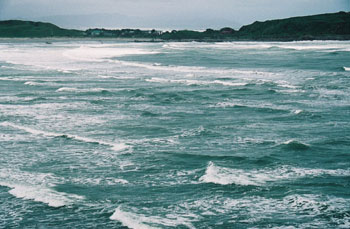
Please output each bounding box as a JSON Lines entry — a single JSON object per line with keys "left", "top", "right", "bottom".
{"left": 0, "top": 0, "right": 349, "bottom": 30}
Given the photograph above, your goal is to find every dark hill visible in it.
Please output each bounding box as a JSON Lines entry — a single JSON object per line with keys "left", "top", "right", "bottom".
{"left": 237, "top": 11, "right": 350, "bottom": 40}
{"left": 0, "top": 20, "right": 83, "bottom": 37}
{"left": 0, "top": 12, "right": 349, "bottom": 40}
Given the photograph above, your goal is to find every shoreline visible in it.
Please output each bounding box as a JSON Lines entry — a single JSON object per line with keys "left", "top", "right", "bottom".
{"left": 1, "top": 37, "right": 350, "bottom": 43}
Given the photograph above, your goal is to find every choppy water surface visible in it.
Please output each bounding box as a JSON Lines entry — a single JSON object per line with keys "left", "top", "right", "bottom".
{"left": 0, "top": 40, "right": 349, "bottom": 228}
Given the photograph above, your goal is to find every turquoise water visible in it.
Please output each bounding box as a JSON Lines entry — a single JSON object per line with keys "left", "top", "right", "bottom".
{"left": 0, "top": 40, "right": 349, "bottom": 228}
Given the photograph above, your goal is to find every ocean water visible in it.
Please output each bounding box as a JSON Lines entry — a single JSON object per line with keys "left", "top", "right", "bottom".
{"left": 0, "top": 40, "right": 349, "bottom": 228}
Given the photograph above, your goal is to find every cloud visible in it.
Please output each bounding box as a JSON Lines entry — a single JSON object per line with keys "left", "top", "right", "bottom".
{"left": 0, "top": 0, "right": 10, "bottom": 17}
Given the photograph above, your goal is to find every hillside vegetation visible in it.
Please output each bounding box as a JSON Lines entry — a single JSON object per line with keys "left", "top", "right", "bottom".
{"left": 0, "top": 20, "right": 83, "bottom": 37}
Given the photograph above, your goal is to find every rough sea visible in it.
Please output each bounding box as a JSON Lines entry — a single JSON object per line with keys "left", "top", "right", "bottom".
{"left": 0, "top": 40, "right": 349, "bottom": 228}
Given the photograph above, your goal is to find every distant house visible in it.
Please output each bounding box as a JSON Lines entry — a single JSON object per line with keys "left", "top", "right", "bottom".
{"left": 220, "top": 27, "right": 235, "bottom": 34}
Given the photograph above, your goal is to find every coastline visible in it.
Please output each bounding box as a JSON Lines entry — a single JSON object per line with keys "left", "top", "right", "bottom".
{"left": 1, "top": 37, "right": 350, "bottom": 43}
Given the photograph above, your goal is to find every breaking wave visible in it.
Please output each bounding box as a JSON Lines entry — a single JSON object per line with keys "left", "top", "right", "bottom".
{"left": 199, "top": 162, "right": 350, "bottom": 186}
{"left": 56, "top": 87, "right": 110, "bottom": 93}
{"left": 0, "top": 169, "right": 83, "bottom": 208}
{"left": 281, "top": 139, "right": 310, "bottom": 150}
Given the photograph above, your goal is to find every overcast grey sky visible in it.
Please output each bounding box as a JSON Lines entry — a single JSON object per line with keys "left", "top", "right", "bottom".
{"left": 0, "top": 0, "right": 349, "bottom": 29}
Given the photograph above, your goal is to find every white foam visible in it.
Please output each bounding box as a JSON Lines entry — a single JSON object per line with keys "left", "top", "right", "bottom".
{"left": 0, "top": 122, "right": 129, "bottom": 152}
{"left": 146, "top": 78, "right": 202, "bottom": 86}
{"left": 199, "top": 162, "right": 350, "bottom": 186}
{"left": 0, "top": 182, "right": 82, "bottom": 207}
{"left": 344, "top": 67, "right": 350, "bottom": 71}
{"left": 110, "top": 206, "right": 154, "bottom": 229}
{"left": 98, "top": 75, "right": 136, "bottom": 80}
{"left": 110, "top": 206, "right": 195, "bottom": 229}
{"left": 282, "top": 139, "right": 309, "bottom": 147}
{"left": 111, "top": 179, "right": 129, "bottom": 185}
{"left": 199, "top": 162, "right": 267, "bottom": 186}
{"left": 0, "top": 169, "right": 83, "bottom": 207}
{"left": 70, "top": 177, "right": 129, "bottom": 185}
{"left": 56, "top": 87, "right": 78, "bottom": 92}
{"left": 212, "top": 102, "right": 243, "bottom": 108}
{"left": 181, "top": 194, "right": 350, "bottom": 227}
{"left": 56, "top": 87, "right": 110, "bottom": 93}
{"left": 146, "top": 78, "right": 247, "bottom": 87}
{"left": 24, "top": 81, "right": 58, "bottom": 86}
{"left": 212, "top": 80, "right": 247, "bottom": 86}
{"left": 212, "top": 100, "right": 293, "bottom": 112}
{"left": 276, "top": 80, "right": 298, "bottom": 89}
{"left": 24, "top": 81, "right": 47, "bottom": 86}
{"left": 293, "top": 109, "right": 303, "bottom": 114}
{"left": 0, "top": 77, "right": 26, "bottom": 81}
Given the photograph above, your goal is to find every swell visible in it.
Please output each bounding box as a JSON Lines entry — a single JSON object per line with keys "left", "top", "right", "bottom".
{"left": 114, "top": 59, "right": 276, "bottom": 77}
{"left": 0, "top": 122, "right": 129, "bottom": 152}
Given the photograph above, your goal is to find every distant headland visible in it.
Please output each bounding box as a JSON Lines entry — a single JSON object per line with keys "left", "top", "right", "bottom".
{"left": 0, "top": 12, "right": 349, "bottom": 41}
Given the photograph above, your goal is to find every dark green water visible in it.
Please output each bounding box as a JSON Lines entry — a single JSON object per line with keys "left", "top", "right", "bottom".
{"left": 0, "top": 41, "right": 349, "bottom": 228}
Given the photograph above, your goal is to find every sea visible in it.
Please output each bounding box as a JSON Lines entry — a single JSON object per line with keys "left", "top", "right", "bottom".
{"left": 0, "top": 40, "right": 349, "bottom": 228}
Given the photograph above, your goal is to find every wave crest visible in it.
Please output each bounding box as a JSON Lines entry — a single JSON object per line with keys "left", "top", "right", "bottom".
{"left": 199, "top": 162, "right": 350, "bottom": 186}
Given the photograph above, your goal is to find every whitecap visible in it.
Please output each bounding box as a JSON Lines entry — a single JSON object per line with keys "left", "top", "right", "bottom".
{"left": 293, "top": 109, "right": 303, "bottom": 114}
{"left": 24, "top": 81, "right": 46, "bottom": 86}
{"left": 212, "top": 80, "right": 247, "bottom": 86}
{"left": 199, "top": 162, "right": 267, "bottom": 186}
{"left": 56, "top": 87, "right": 78, "bottom": 92}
